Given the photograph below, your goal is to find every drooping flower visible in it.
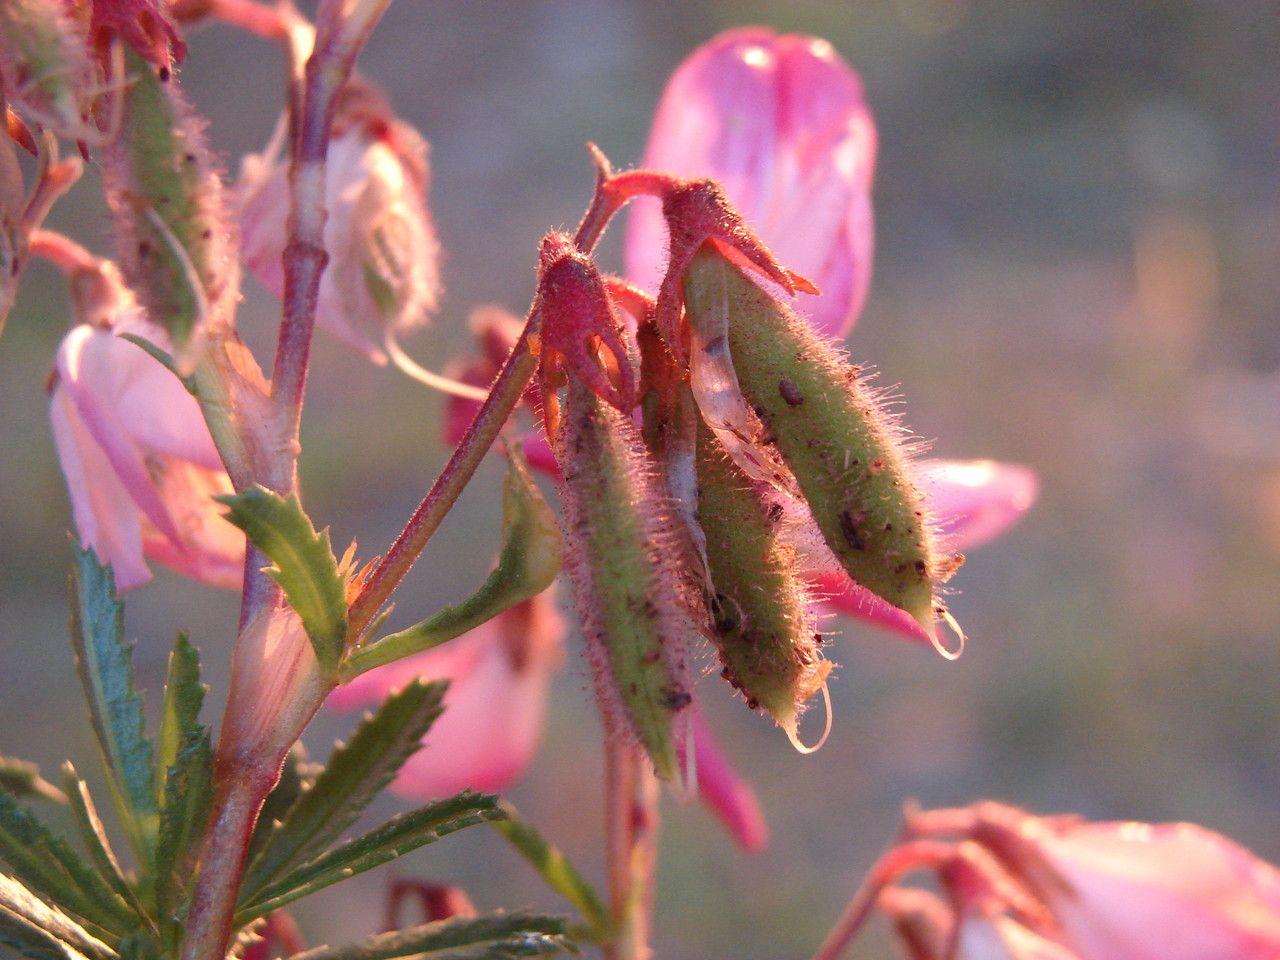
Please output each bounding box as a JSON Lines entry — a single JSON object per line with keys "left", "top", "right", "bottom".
{"left": 48, "top": 262, "right": 244, "bottom": 591}
{"left": 238, "top": 83, "right": 440, "bottom": 364}
{"left": 327, "top": 590, "right": 564, "bottom": 798}
{"left": 882, "top": 801, "right": 1280, "bottom": 960}
{"left": 625, "top": 27, "right": 875, "bottom": 341}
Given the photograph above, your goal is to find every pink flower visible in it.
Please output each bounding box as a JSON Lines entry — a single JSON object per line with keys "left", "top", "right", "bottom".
{"left": 327, "top": 591, "right": 564, "bottom": 798}
{"left": 625, "top": 27, "right": 876, "bottom": 340}
{"left": 49, "top": 274, "right": 244, "bottom": 591}
{"left": 881, "top": 886, "right": 1081, "bottom": 960}
{"left": 238, "top": 93, "right": 440, "bottom": 363}
{"left": 896, "top": 802, "right": 1280, "bottom": 960}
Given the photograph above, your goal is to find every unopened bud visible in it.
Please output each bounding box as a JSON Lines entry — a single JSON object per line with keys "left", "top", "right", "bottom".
{"left": 555, "top": 377, "right": 695, "bottom": 782}
{"left": 683, "top": 243, "right": 953, "bottom": 642}
{"left": 697, "top": 422, "right": 831, "bottom": 749}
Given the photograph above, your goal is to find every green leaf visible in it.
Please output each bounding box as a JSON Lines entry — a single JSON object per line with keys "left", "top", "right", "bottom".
{"left": 218, "top": 487, "right": 348, "bottom": 674}
{"left": 285, "top": 912, "right": 571, "bottom": 960}
{"left": 68, "top": 547, "right": 158, "bottom": 866}
{"left": 237, "top": 792, "right": 503, "bottom": 924}
{"left": 155, "top": 635, "right": 206, "bottom": 790}
{"left": 0, "top": 758, "right": 66, "bottom": 805}
{"left": 59, "top": 768, "right": 147, "bottom": 930}
{"left": 0, "top": 873, "right": 118, "bottom": 960}
{"left": 152, "top": 731, "right": 213, "bottom": 943}
{"left": 341, "top": 452, "right": 561, "bottom": 679}
{"left": 0, "top": 788, "right": 134, "bottom": 937}
{"left": 241, "top": 681, "right": 446, "bottom": 900}
{"left": 491, "top": 804, "right": 610, "bottom": 942}
{"left": 246, "top": 747, "right": 314, "bottom": 868}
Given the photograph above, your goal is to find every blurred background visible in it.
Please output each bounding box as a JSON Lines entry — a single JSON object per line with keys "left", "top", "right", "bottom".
{"left": 2, "top": 1, "right": 1279, "bottom": 956}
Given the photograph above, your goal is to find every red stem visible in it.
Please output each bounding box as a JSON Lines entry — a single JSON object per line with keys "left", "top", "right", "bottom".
{"left": 602, "top": 738, "right": 658, "bottom": 960}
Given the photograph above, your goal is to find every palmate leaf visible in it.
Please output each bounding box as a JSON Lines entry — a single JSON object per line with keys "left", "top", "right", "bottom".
{"left": 218, "top": 487, "right": 348, "bottom": 674}
{"left": 237, "top": 792, "right": 503, "bottom": 925}
{"left": 340, "top": 451, "right": 562, "bottom": 679}
{"left": 491, "top": 804, "right": 610, "bottom": 942}
{"left": 241, "top": 681, "right": 446, "bottom": 900}
{"left": 0, "top": 873, "right": 117, "bottom": 960}
{"left": 0, "top": 789, "right": 135, "bottom": 938}
{"left": 286, "top": 912, "right": 572, "bottom": 960}
{"left": 68, "top": 548, "right": 158, "bottom": 866}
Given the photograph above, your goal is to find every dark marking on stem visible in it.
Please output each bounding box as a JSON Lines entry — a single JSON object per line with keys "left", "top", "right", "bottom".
{"left": 778, "top": 378, "right": 804, "bottom": 406}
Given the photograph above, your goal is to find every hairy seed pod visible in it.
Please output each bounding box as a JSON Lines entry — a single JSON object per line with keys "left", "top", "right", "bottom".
{"left": 103, "top": 48, "right": 238, "bottom": 364}
{"left": 556, "top": 377, "right": 695, "bottom": 782}
{"left": 0, "top": 0, "right": 95, "bottom": 139}
{"left": 683, "top": 243, "right": 947, "bottom": 637}
{"left": 696, "top": 420, "right": 831, "bottom": 748}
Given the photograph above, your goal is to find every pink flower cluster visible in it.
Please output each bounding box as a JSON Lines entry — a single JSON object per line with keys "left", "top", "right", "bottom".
{"left": 877, "top": 802, "right": 1280, "bottom": 960}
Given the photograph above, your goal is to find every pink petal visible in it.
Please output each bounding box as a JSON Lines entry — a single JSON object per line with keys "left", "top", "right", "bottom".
{"left": 956, "top": 915, "right": 1081, "bottom": 960}
{"left": 58, "top": 327, "right": 183, "bottom": 542}
{"left": 682, "top": 706, "right": 768, "bottom": 853}
{"left": 1039, "top": 821, "right": 1280, "bottom": 960}
{"left": 329, "top": 594, "right": 565, "bottom": 798}
{"left": 50, "top": 386, "right": 152, "bottom": 591}
{"left": 626, "top": 28, "right": 875, "bottom": 339}
{"left": 814, "top": 570, "right": 934, "bottom": 646}
{"left": 915, "top": 459, "right": 1039, "bottom": 553}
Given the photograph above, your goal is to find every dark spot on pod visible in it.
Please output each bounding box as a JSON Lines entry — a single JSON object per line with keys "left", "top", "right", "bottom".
{"left": 913, "top": 559, "right": 928, "bottom": 576}
{"left": 184, "top": 153, "right": 196, "bottom": 164}
{"left": 662, "top": 687, "right": 692, "bottom": 711}
{"left": 712, "top": 593, "right": 740, "bottom": 633}
{"left": 778, "top": 378, "right": 804, "bottom": 406}
{"left": 814, "top": 634, "right": 825, "bottom": 646}
{"left": 839, "top": 510, "right": 868, "bottom": 551}
{"left": 641, "top": 649, "right": 661, "bottom": 664}
{"left": 201, "top": 229, "right": 212, "bottom": 240}
{"left": 745, "top": 697, "right": 760, "bottom": 710}
{"left": 158, "top": 66, "right": 171, "bottom": 82}
{"left": 138, "top": 240, "right": 151, "bottom": 257}
{"left": 869, "top": 458, "right": 885, "bottom": 475}
{"left": 766, "top": 501, "right": 784, "bottom": 523}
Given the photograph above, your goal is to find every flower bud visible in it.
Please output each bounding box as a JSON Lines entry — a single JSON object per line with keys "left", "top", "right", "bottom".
{"left": 626, "top": 27, "right": 875, "bottom": 340}
{"left": 696, "top": 422, "right": 830, "bottom": 748}
{"left": 683, "top": 243, "right": 952, "bottom": 642}
{"left": 555, "top": 377, "right": 697, "bottom": 782}
{"left": 239, "top": 86, "right": 440, "bottom": 363}
{"left": 48, "top": 261, "right": 243, "bottom": 590}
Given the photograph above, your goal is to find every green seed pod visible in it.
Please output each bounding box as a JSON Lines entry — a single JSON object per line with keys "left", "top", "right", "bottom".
{"left": 696, "top": 420, "right": 832, "bottom": 749}
{"left": 682, "top": 243, "right": 953, "bottom": 641}
{"left": 104, "top": 48, "right": 238, "bottom": 364}
{"left": 557, "top": 377, "right": 697, "bottom": 782}
{"left": 0, "top": 0, "right": 95, "bottom": 140}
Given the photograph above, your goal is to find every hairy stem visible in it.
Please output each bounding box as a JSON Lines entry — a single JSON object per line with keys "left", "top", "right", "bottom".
{"left": 180, "top": 769, "right": 278, "bottom": 960}
{"left": 603, "top": 738, "right": 659, "bottom": 960}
